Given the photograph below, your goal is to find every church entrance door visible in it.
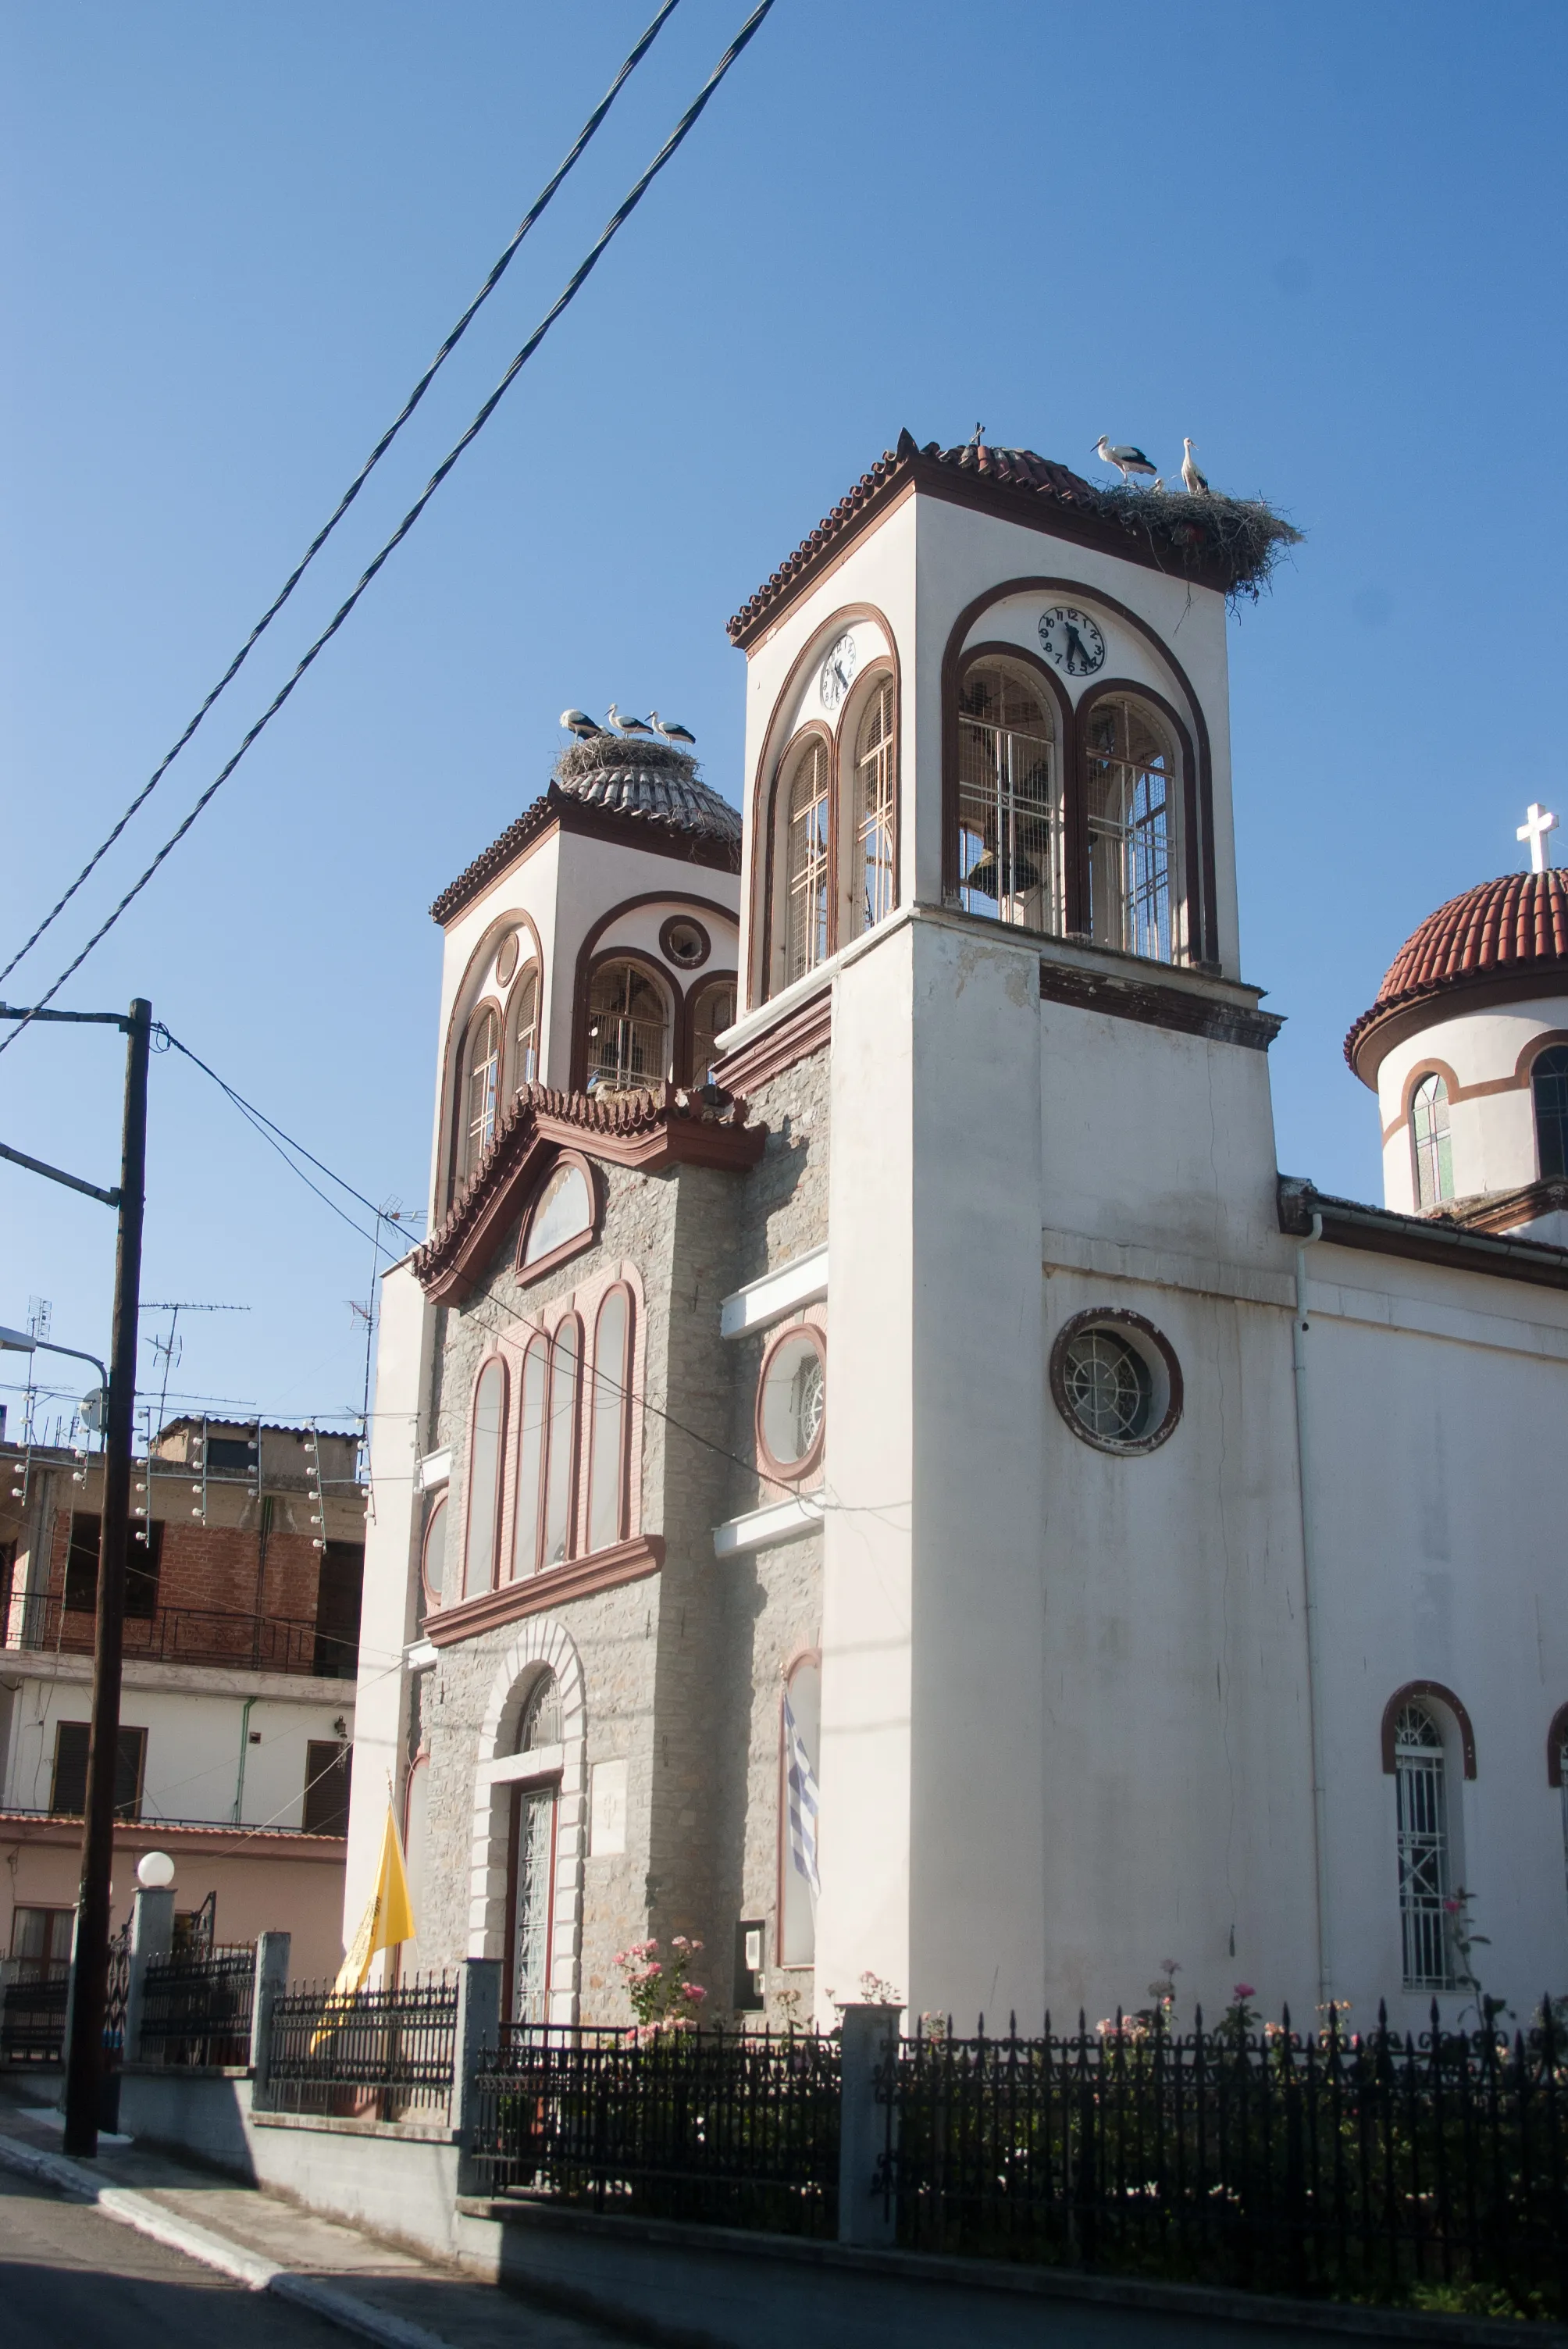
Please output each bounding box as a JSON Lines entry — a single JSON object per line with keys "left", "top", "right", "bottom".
{"left": 507, "top": 1781, "right": 557, "bottom": 2022}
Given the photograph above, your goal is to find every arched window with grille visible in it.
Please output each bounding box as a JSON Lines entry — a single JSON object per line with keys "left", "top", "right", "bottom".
{"left": 508, "top": 1670, "right": 562, "bottom": 2023}
{"left": 1082, "top": 695, "right": 1178, "bottom": 961}
{"left": 586, "top": 961, "right": 669, "bottom": 1093}
{"left": 1532, "top": 1045, "right": 1568, "bottom": 1178}
{"left": 785, "top": 737, "right": 831, "bottom": 982}
{"left": 461, "top": 1007, "right": 501, "bottom": 1178}
{"left": 1410, "top": 1073, "right": 1454, "bottom": 1209}
{"left": 689, "top": 978, "right": 736, "bottom": 1085}
{"left": 850, "top": 679, "right": 896, "bottom": 940}
{"left": 511, "top": 964, "right": 541, "bottom": 1091}
{"left": 1394, "top": 1701, "right": 1454, "bottom": 1988}
{"left": 511, "top": 1336, "right": 550, "bottom": 1578}
{"left": 461, "top": 1358, "right": 507, "bottom": 1601}
{"left": 587, "top": 1286, "right": 632, "bottom": 1554}
{"left": 542, "top": 1316, "right": 582, "bottom": 1570}
{"left": 957, "top": 660, "right": 1063, "bottom": 934}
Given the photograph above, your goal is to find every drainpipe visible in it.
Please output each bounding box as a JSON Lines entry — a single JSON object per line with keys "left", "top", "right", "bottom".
{"left": 232, "top": 1695, "right": 256, "bottom": 1826}
{"left": 1292, "top": 1213, "right": 1333, "bottom": 2014}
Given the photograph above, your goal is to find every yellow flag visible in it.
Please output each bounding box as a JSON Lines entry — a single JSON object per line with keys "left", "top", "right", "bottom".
{"left": 314, "top": 1805, "right": 415, "bottom": 2039}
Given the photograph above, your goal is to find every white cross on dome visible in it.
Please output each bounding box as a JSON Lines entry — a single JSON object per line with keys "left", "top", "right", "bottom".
{"left": 1516, "top": 802, "right": 1559, "bottom": 874}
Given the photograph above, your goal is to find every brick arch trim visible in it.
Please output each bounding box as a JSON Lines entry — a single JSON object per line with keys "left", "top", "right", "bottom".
{"left": 1381, "top": 1680, "right": 1477, "bottom": 1779}
{"left": 469, "top": 1617, "right": 589, "bottom": 2023}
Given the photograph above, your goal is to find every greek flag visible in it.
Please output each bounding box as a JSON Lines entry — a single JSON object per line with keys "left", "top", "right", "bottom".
{"left": 783, "top": 1691, "right": 821, "bottom": 1898}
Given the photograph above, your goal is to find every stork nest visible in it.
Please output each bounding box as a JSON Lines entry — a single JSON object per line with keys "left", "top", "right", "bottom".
{"left": 554, "top": 732, "right": 700, "bottom": 787}
{"left": 1092, "top": 486, "right": 1303, "bottom": 605}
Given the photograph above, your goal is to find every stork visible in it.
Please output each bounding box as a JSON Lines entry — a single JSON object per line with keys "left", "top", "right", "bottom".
{"left": 1092, "top": 435, "right": 1158, "bottom": 485}
{"left": 649, "top": 711, "right": 697, "bottom": 746}
{"left": 1181, "top": 437, "right": 1210, "bottom": 494}
{"left": 606, "top": 702, "right": 652, "bottom": 736}
{"left": 559, "top": 708, "right": 602, "bottom": 740}
{"left": 1149, "top": 477, "right": 1165, "bottom": 494}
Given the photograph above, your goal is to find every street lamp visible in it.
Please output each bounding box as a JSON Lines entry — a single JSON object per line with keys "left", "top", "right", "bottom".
{"left": 0, "top": 1324, "right": 109, "bottom": 1397}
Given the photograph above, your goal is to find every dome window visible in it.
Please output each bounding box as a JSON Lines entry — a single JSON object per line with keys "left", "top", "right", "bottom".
{"left": 1410, "top": 1072, "right": 1453, "bottom": 1209}
{"left": 1532, "top": 1045, "right": 1568, "bottom": 1179}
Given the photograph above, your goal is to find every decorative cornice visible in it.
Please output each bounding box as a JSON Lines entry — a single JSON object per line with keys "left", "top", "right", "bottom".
{"left": 422, "top": 1535, "right": 664, "bottom": 1645}
{"left": 430, "top": 786, "right": 740, "bottom": 929}
{"left": 1278, "top": 1176, "right": 1568, "bottom": 1292}
{"left": 1038, "top": 957, "right": 1282, "bottom": 1051}
{"left": 711, "top": 987, "right": 832, "bottom": 1094}
{"left": 415, "top": 1082, "right": 766, "bottom": 1304}
{"left": 1430, "top": 1178, "right": 1568, "bottom": 1237}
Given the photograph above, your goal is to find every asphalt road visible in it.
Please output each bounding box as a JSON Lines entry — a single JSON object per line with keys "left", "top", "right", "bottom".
{"left": 0, "top": 2166, "right": 352, "bottom": 2348}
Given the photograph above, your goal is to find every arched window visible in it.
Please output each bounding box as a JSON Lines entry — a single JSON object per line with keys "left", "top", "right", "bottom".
{"left": 461, "top": 1007, "right": 501, "bottom": 1178}
{"left": 586, "top": 961, "right": 669, "bottom": 1093}
{"left": 1083, "top": 696, "right": 1177, "bottom": 961}
{"left": 1532, "top": 1045, "right": 1568, "bottom": 1179}
{"left": 461, "top": 1360, "right": 506, "bottom": 1601}
{"left": 779, "top": 1655, "right": 821, "bottom": 1968}
{"left": 851, "top": 680, "right": 896, "bottom": 939}
{"left": 957, "top": 661, "right": 1062, "bottom": 934}
{"left": 511, "top": 964, "right": 540, "bottom": 1091}
{"left": 1394, "top": 1701, "right": 1453, "bottom": 1988}
{"left": 508, "top": 1672, "right": 561, "bottom": 2023}
{"left": 520, "top": 1158, "right": 595, "bottom": 1274}
{"left": 587, "top": 1287, "right": 632, "bottom": 1553}
{"left": 542, "top": 1317, "right": 582, "bottom": 1570}
{"left": 690, "top": 978, "right": 736, "bottom": 1085}
{"left": 1411, "top": 1073, "right": 1453, "bottom": 1209}
{"left": 511, "top": 1337, "right": 549, "bottom": 1578}
{"left": 420, "top": 1495, "right": 447, "bottom": 1612}
{"left": 785, "top": 738, "right": 831, "bottom": 982}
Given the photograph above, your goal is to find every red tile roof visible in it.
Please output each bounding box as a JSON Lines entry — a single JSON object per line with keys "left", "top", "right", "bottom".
{"left": 1345, "top": 870, "right": 1568, "bottom": 1076}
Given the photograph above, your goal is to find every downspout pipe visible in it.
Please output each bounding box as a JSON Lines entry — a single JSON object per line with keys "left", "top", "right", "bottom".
{"left": 233, "top": 1695, "right": 256, "bottom": 1826}
{"left": 1292, "top": 1213, "right": 1333, "bottom": 2014}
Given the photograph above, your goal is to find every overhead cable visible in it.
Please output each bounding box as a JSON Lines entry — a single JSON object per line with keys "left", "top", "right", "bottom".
{"left": 0, "top": 1, "right": 682, "bottom": 993}
{"left": 0, "top": 0, "right": 777, "bottom": 1059}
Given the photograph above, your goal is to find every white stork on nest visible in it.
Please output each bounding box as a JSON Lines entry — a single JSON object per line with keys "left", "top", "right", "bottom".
{"left": 1181, "top": 438, "right": 1210, "bottom": 494}
{"left": 560, "top": 708, "right": 603, "bottom": 740}
{"left": 606, "top": 702, "right": 652, "bottom": 737}
{"left": 649, "top": 711, "right": 697, "bottom": 746}
{"left": 1092, "top": 435, "right": 1158, "bottom": 485}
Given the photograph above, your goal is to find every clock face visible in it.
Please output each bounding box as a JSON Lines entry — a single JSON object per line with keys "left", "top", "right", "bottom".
{"left": 1038, "top": 605, "right": 1107, "bottom": 678}
{"left": 818, "top": 631, "right": 859, "bottom": 710}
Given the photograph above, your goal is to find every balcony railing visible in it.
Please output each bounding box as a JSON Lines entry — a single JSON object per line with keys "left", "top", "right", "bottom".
{"left": 2, "top": 1593, "right": 358, "bottom": 1679}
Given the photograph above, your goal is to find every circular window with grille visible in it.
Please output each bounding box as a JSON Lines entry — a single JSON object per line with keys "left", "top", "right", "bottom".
{"left": 1049, "top": 1310, "right": 1181, "bottom": 1455}
{"left": 756, "top": 1323, "right": 826, "bottom": 1481}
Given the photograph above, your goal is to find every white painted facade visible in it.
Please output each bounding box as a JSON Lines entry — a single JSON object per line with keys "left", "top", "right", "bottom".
{"left": 349, "top": 442, "right": 1568, "bottom": 2034}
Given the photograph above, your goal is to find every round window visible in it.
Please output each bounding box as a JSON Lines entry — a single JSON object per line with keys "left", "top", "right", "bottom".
{"left": 495, "top": 931, "right": 520, "bottom": 986}
{"left": 1049, "top": 1310, "right": 1181, "bottom": 1454}
{"left": 660, "top": 915, "right": 711, "bottom": 970}
{"left": 757, "top": 1327, "right": 826, "bottom": 1477}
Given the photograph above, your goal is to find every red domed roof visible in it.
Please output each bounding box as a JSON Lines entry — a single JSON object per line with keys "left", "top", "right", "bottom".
{"left": 1345, "top": 868, "right": 1568, "bottom": 1082}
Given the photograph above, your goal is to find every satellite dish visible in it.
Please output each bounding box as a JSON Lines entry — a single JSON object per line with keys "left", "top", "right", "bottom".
{"left": 79, "top": 1387, "right": 107, "bottom": 1435}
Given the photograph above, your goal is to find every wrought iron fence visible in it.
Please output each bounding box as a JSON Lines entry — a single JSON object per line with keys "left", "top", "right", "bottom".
{"left": 469, "top": 2023, "right": 841, "bottom": 2236}
{"left": 3, "top": 1592, "right": 356, "bottom": 1679}
{"left": 0, "top": 1959, "right": 69, "bottom": 2063}
{"left": 263, "top": 1977, "right": 458, "bottom": 2120}
{"left": 138, "top": 1944, "right": 255, "bottom": 2067}
{"left": 878, "top": 2006, "right": 1568, "bottom": 2317}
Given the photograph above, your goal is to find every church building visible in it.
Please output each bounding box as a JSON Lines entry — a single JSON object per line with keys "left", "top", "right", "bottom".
{"left": 344, "top": 433, "right": 1568, "bottom": 2034}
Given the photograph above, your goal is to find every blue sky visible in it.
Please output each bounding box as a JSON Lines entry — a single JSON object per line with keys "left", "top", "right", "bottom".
{"left": 3, "top": 0, "right": 1565, "bottom": 1432}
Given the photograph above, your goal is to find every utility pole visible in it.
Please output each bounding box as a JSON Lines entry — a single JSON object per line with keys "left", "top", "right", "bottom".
{"left": 62, "top": 998, "right": 151, "bottom": 2154}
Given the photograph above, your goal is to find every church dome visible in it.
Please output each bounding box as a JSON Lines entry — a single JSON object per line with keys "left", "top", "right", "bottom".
{"left": 1345, "top": 869, "right": 1568, "bottom": 1084}
{"left": 551, "top": 734, "right": 741, "bottom": 850}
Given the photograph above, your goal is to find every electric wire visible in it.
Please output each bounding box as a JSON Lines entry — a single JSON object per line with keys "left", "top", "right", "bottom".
{"left": 0, "top": 0, "right": 778, "bottom": 1060}
{"left": 0, "top": 2, "right": 682, "bottom": 994}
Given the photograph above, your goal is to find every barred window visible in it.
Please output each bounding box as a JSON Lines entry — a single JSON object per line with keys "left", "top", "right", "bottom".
{"left": 462, "top": 1007, "right": 501, "bottom": 1175}
{"left": 851, "top": 680, "right": 896, "bottom": 939}
{"left": 690, "top": 978, "right": 736, "bottom": 1086}
{"left": 957, "top": 661, "right": 1063, "bottom": 934}
{"left": 1395, "top": 1702, "right": 1454, "bottom": 1989}
{"left": 511, "top": 964, "right": 540, "bottom": 1090}
{"left": 586, "top": 961, "right": 668, "bottom": 1093}
{"left": 786, "top": 738, "right": 831, "bottom": 982}
{"left": 1083, "top": 695, "right": 1178, "bottom": 963}
{"left": 1532, "top": 1045, "right": 1568, "bottom": 1179}
{"left": 1411, "top": 1073, "right": 1454, "bottom": 1209}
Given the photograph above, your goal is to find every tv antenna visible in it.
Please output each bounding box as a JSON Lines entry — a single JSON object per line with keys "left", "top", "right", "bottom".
{"left": 142, "top": 1300, "right": 249, "bottom": 1438}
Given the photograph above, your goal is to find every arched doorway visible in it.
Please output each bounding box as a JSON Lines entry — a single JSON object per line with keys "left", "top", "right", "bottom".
{"left": 504, "top": 1670, "right": 563, "bottom": 2023}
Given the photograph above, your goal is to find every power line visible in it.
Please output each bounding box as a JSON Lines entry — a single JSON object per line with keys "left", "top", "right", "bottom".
{"left": 0, "top": 0, "right": 778, "bottom": 1058}
{"left": 0, "top": 2, "right": 682, "bottom": 995}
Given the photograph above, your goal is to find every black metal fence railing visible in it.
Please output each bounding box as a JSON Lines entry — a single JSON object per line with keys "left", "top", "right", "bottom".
{"left": 469, "top": 2024, "right": 842, "bottom": 2236}
{"left": 0, "top": 1961, "right": 69, "bottom": 2063}
{"left": 263, "top": 1978, "right": 458, "bottom": 2121}
{"left": 3, "top": 1592, "right": 358, "bottom": 1680}
{"left": 878, "top": 2007, "right": 1568, "bottom": 2316}
{"left": 138, "top": 1946, "right": 256, "bottom": 2067}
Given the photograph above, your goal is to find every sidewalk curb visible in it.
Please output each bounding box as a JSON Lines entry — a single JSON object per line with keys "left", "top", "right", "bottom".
{"left": 0, "top": 2131, "right": 456, "bottom": 2349}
